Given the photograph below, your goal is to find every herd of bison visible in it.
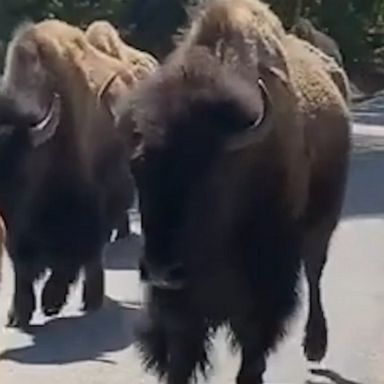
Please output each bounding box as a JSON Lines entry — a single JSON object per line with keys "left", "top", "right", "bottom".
{"left": 0, "top": 0, "right": 355, "bottom": 383}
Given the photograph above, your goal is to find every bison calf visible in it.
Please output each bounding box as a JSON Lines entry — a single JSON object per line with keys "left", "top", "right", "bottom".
{"left": 121, "top": 0, "right": 351, "bottom": 383}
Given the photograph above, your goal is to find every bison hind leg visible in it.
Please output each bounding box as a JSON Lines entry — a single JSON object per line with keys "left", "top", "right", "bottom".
{"left": 82, "top": 257, "right": 104, "bottom": 312}
{"left": 42, "top": 267, "right": 79, "bottom": 317}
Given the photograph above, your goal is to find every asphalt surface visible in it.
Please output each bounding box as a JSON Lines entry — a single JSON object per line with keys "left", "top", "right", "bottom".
{"left": 1, "top": 103, "right": 384, "bottom": 383}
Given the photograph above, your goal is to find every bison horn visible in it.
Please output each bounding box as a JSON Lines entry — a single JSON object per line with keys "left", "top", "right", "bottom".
{"left": 226, "top": 78, "right": 271, "bottom": 151}
{"left": 250, "top": 79, "right": 268, "bottom": 130}
{"left": 29, "top": 92, "right": 61, "bottom": 147}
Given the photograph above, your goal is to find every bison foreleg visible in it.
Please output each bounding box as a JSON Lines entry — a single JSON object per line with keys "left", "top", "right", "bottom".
{"left": 82, "top": 257, "right": 104, "bottom": 312}
{"left": 7, "top": 264, "right": 35, "bottom": 328}
{"left": 166, "top": 325, "right": 211, "bottom": 384}
{"left": 231, "top": 319, "right": 269, "bottom": 384}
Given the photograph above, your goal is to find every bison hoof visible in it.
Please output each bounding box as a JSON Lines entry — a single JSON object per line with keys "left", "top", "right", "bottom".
{"left": 303, "top": 315, "right": 328, "bottom": 362}
{"left": 7, "top": 308, "right": 33, "bottom": 329}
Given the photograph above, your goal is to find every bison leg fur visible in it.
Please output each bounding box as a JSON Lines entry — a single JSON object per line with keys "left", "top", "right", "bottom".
{"left": 166, "top": 326, "right": 211, "bottom": 384}
{"left": 7, "top": 264, "right": 36, "bottom": 328}
{"left": 82, "top": 257, "right": 104, "bottom": 312}
{"left": 138, "top": 311, "right": 210, "bottom": 384}
{"left": 42, "top": 267, "right": 78, "bottom": 317}
{"left": 302, "top": 225, "right": 332, "bottom": 362}
{"left": 137, "top": 317, "right": 168, "bottom": 378}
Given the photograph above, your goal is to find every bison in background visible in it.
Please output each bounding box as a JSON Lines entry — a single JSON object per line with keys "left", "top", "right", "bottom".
{"left": 85, "top": 20, "right": 159, "bottom": 240}
{"left": 0, "top": 19, "right": 136, "bottom": 327}
{"left": 120, "top": 0, "right": 351, "bottom": 382}
{"left": 291, "top": 17, "right": 344, "bottom": 67}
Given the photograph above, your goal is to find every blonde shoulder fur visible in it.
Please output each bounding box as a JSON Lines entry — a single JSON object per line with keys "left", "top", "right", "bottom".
{"left": 182, "top": 0, "right": 349, "bottom": 115}
{"left": 180, "top": 0, "right": 293, "bottom": 90}
{"left": 8, "top": 20, "right": 136, "bottom": 99}
{"left": 86, "top": 21, "right": 158, "bottom": 80}
{"left": 285, "top": 34, "right": 350, "bottom": 103}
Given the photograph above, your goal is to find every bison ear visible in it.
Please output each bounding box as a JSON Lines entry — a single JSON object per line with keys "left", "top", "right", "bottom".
{"left": 29, "top": 93, "right": 60, "bottom": 147}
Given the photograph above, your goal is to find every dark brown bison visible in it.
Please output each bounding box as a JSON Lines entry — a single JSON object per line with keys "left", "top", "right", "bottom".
{"left": 119, "top": 0, "right": 351, "bottom": 382}
{"left": 0, "top": 20, "right": 136, "bottom": 327}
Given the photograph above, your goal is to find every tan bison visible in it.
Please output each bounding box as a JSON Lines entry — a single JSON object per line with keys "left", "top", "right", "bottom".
{"left": 119, "top": 0, "right": 351, "bottom": 383}
{"left": 86, "top": 21, "right": 158, "bottom": 81}
{"left": 0, "top": 20, "right": 136, "bottom": 327}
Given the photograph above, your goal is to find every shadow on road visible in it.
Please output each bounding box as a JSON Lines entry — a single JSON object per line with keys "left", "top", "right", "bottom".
{"left": 306, "top": 368, "right": 363, "bottom": 384}
{"left": 0, "top": 297, "right": 140, "bottom": 365}
{"left": 104, "top": 233, "right": 142, "bottom": 271}
{"left": 342, "top": 150, "right": 384, "bottom": 218}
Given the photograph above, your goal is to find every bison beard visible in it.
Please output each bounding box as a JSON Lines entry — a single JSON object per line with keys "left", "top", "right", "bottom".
{"left": 124, "top": 0, "right": 351, "bottom": 383}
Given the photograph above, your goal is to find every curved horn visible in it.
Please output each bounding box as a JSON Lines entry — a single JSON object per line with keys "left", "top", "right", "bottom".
{"left": 225, "top": 78, "right": 271, "bottom": 151}
{"left": 29, "top": 92, "right": 61, "bottom": 147}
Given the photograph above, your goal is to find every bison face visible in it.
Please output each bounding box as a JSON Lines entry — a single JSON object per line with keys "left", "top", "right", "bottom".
{"left": 129, "top": 48, "right": 271, "bottom": 290}
{"left": 1, "top": 23, "right": 61, "bottom": 148}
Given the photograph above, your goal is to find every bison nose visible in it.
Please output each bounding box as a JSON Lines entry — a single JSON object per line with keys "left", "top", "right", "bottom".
{"left": 139, "top": 259, "right": 186, "bottom": 290}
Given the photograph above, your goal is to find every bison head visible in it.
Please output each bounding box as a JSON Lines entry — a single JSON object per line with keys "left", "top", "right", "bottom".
{"left": 1, "top": 23, "right": 61, "bottom": 148}
{"left": 126, "top": 47, "right": 272, "bottom": 290}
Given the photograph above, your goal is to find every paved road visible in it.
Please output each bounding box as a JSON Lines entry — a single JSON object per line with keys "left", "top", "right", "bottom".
{"left": 1, "top": 111, "right": 384, "bottom": 383}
